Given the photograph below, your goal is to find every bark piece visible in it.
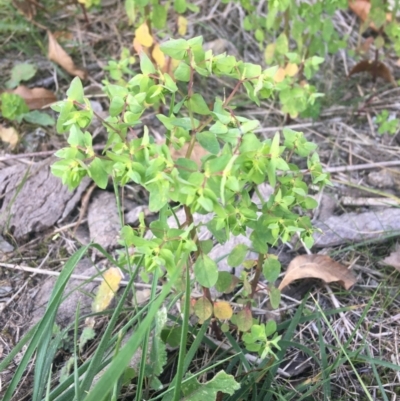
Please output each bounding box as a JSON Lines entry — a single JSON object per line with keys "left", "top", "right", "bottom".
{"left": 313, "top": 208, "right": 400, "bottom": 248}
{"left": 87, "top": 190, "right": 121, "bottom": 250}
{"left": 30, "top": 258, "right": 100, "bottom": 328}
{"left": 0, "top": 158, "right": 91, "bottom": 240}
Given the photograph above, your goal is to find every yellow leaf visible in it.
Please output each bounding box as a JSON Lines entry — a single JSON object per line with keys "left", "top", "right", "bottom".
{"left": 264, "top": 43, "right": 276, "bottom": 64}
{"left": 92, "top": 267, "right": 123, "bottom": 313}
{"left": 0, "top": 125, "right": 19, "bottom": 150}
{"left": 213, "top": 301, "right": 233, "bottom": 320}
{"left": 152, "top": 43, "right": 166, "bottom": 68}
{"left": 194, "top": 297, "right": 213, "bottom": 323}
{"left": 178, "top": 16, "right": 188, "bottom": 36}
{"left": 284, "top": 62, "right": 299, "bottom": 77}
{"left": 135, "top": 22, "right": 153, "bottom": 47}
{"left": 273, "top": 67, "right": 286, "bottom": 83}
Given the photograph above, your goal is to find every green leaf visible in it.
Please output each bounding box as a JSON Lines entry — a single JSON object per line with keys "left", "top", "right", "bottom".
{"left": 88, "top": 158, "right": 109, "bottom": 189}
{"left": 186, "top": 93, "right": 210, "bottom": 115}
{"left": 6, "top": 63, "right": 37, "bottom": 88}
{"left": 227, "top": 244, "right": 248, "bottom": 267}
{"left": 215, "top": 271, "right": 233, "bottom": 293}
{"left": 160, "top": 39, "right": 188, "bottom": 60}
{"left": 23, "top": 111, "right": 55, "bottom": 126}
{"left": 67, "top": 77, "right": 84, "bottom": 103}
{"left": 161, "top": 326, "right": 182, "bottom": 347}
{"left": 235, "top": 308, "right": 253, "bottom": 332}
{"left": 174, "top": 62, "right": 191, "bottom": 82}
{"left": 193, "top": 297, "right": 213, "bottom": 322}
{"left": 275, "top": 32, "right": 289, "bottom": 55}
{"left": 0, "top": 93, "right": 29, "bottom": 121}
{"left": 152, "top": 4, "right": 167, "bottom": 29}
{"left": 264, "top": 320, "right": 277, "bottom": 337}
{"left": 263, "top": 257, "right": 281, "bottom": 282}
{"left": 164, "top": 73, "right": 178, "bottom": 92}
{"left": 140, "top": 52, "right": 156, "bottom": 74}
{"left": 125, "top": 0, "right": 135, "bottom": 24}
{"left": 194, "top": 254, "right": 218, "bottom": 288}
{"left": 196, "top": 131, "right": 219, "bottom": 154}
{"left": 181, "top": 371, "right": 240, "bottom": 400}
{"left": 109, "top": 96, "right": 125, "bottom": 116}
{"left": 303, "top": 196, "right": 318, "bottom": 209}
{"left": 269, "top": 286, "right": 281, "bottom": 309}
{"left": 149, "top": 307, "right": 168, "bottom": 376}
{"left": 199, "top": 240, "right": 213, "bottom": 254}
{"left": 174, "top": 0, "right": 187, "bottom": 13}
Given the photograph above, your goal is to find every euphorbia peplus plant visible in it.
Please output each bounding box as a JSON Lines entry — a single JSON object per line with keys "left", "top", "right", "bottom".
{"left": 51, "top": 36, "right": 330, "bottom": 359}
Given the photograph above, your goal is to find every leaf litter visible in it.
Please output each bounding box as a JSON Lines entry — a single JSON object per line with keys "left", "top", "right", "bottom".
{"left": 278, "top": 254, "right": 357, "bottom": 291}
{"left": 47, "top": 30, "right": 87, "bottom": 79}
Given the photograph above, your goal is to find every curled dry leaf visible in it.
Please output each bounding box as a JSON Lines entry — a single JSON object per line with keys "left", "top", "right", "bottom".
{"left": 47, "top": 30, "right": 87, "bottom": 80}
{"left": 381, "top": 247, "right": 400, "bottom": 271}
{"left": 278, "top": 254, "right": 357, "bottom": 291}
{"left": 0, "top": 125, "right": 19, "bottom": 150}
{"left": 12, "top": 85, "right": 57, "bottom": 110}
{"left": 348, "top": 59, "right": 396, "bottom": 85}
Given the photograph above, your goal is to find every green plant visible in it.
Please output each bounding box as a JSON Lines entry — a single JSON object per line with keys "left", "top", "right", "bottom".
{"left": 375, "top": 109, "right": 399, "bottom": 134}
{"left": 51, "top": 35, "right": 329, "bottom": 375}
{"left": 122, "top": 0, "right": 352, "bottom": 119}
{"left": 0, "top": 92, "right": 54, "bottom": 126}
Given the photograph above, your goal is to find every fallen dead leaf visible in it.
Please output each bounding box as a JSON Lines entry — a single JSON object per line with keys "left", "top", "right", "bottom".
{"left": 47, "top": 30, "right": 87, "bottom": 79}
{"left": 12, "top": 0, "right": 36, "bottom": 20}
{"left": 348, "top": 0, "right": 392, "bottom": 31}
{"left": 278, "top": 254, "right": 357, "bottom": 291}
{"left": 381, "top": 247, "right": 400, "bottom": 271}
{"left": 348, "top": 59, "right": 396, "bottom": 85}
{"left": 11, "top": 85, "right": 57, "bottom": 110}
{"left": 0, "top": 125, "right": 19, "bottom": 150}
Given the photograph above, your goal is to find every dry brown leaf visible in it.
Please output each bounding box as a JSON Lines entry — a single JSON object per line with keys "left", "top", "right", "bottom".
{"left": 0, "top": 125, "right": 19, "bottom": 150}
{"left": 381, "top": 248, "right": 400, "bottom": 271}
{"left": 13, "top": 0, "right": 36, "bottom": 20}
{"left": 278, "top": 254, "right": 357, "bottom": 291}
{"left": 348, "top": 0, "right": 392, "bottom": 31}
{"left": 158, "top": 140, "right": 208, "bottom": 167}
{"left": 12, "top": 85, "right": 57, "bottom": 110}
{"left": 47, "top": 30, "right": 87, "bottom": 79}
{"left": 170, "top": 142, "right": 209, "bottom": 167}
{"left": 348, "top": 59, "right": 396, "bottom": 85}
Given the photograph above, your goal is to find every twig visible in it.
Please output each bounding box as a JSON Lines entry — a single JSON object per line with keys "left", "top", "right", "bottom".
{"left": 0, "top": 263, "right": 161, "bottom": 290}
{"left": 0, "top": 144, "right": 105, "bottom": 162}
{"left": 321, "top": 160, "right": 400, "bottom": 173}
